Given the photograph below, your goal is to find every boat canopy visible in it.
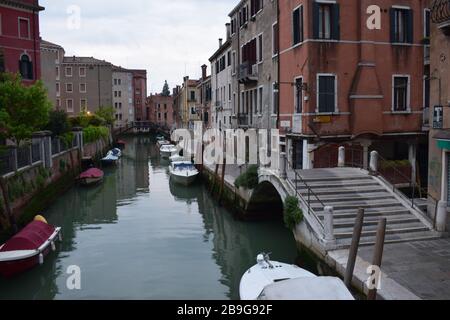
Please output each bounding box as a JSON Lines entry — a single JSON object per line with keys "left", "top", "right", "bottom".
{"left": 173, "top": 162, "right": 195, "bottom": 170}
{"left": 79, "top": 168, "right": 104, "bottom": 179}
{"left": 0, "top": 221, "right": 55, "bottom": 252}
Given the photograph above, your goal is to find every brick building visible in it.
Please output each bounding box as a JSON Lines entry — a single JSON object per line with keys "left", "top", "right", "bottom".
{"left": 131, "top": 70, "right": 147, "bottom": 121}
{"left": 278, "top": 0, "right": 430, "bottom": 181}
{"left": 0, "top": 0, "right": 44, "bottom": 83}
{"left": 147, "top": 93, "right": 175, "bottom": 130}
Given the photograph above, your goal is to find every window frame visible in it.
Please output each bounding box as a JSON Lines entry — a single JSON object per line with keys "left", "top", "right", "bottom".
{"left": 79, "top": 67, "right": 86, "bottom": 77}
{"left": 66, "top": 99, "right": 74, "bottom": 113}
{"left": 292, "top": 5, "right": 304, "bottom": 46}
{"left": 257, "top": 33, "right": 263, "bottom": 64}
{"left": 316, "top": 73, "right": 338, "bottom": 114}
{"left": 79, "top": 83, "right": 87, "bottom": 93}
{"left": 272, "top": 82, "right": 279, "bottom": 115}
{"left": 65, "top": 67, "right": 73, "bottom": 77}
{"left": 66, "top": 83, "right": 73, "bottom": 93}
{"left": 272, "top": 21, "right": 279, "bottom": 57}
{"left": 392, "top": 74, "right": 411, "bottom": 113}
{"left": 294, "top": 76, "right": 303, "bottom": 114}
{"left": 18, "top": 17, "right": 30, "bottom": 39}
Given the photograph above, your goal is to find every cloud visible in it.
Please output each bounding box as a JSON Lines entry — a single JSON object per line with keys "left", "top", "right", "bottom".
{"left": 39, "top": 0, "right": 235, "bottom": 95}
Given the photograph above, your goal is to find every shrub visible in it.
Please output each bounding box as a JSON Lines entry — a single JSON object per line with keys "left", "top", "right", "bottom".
{"left": 234, "top": 165, "right": 259, "bottom": 189}
{"left": 284, "top": 196, "right": 304, "bottom": 230}
{"left": 83, "top": 126, "right": 109, "bottom": 144}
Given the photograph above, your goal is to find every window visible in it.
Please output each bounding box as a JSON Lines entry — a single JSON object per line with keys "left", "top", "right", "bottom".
{"left": 190, "top": 91, "right": 196, "bottom": 101}
{"left": 56, "top": 66, "right": 60, "bottom": 80}
{"left": 19, "top": 54, "right": 33, "bottom": 80}
{"left": 0, "top": 49, "right": 4, "bottom": 73}
{"left": 273, "top": 22, "right": 279, "bottom": 56}
{"left": 393, "top": 76, "right": 410, "bottom": 112}
{"left": 258, "top": 87, "right": 263, "bottom": 114}
{"left": 65, "top": 67, "right": 73, "bottom": 77}
{"left": 80, "top": 99, "right": 87, "bottom": 110}
{"left": 56, "top": 83, "right": 60, "bottom": 97}
{"left": 313, "top": 2, "right": 339, "bottom": 40}
{"left": 293, "top": 6, "right": 304, "bottom": 45}
{"left": 272, "top": 83, "right": 279, "bottom": 114}
{"left": 56, "top": 99, "right": 61, "bottom": 109}
{"left": 257, "top": 34, "right": 263, "bottom": 63}
{"left": 18, "top": 18, "right": 30, "bottom": 39}
{"left": 390, "top": 8, "right": 413, "bottom": 43}
{"left": 66, "top": 99, "right": 74, "bottom": 113}
{"left": 250, "top": 0, "right": 263, "bottom": 17}
{"left": 227, "top": 51, "right": 231, "bottom": 67}
{"left": 424, "top": 9, "right": 430, "bottom": 41}
{"left": 79, "top": 67, "right": 86, "bottom": 77}
{"left": 232, "top": 51, "right": 237, "bottom": 74}
{"left": 295, "top": 77, "right": 303, "bottom": 114}
{"left": 317, "top": 75, "right": 337, "bottom": 113}
{"left": 231, "top": 18, "right": 236, "bottom": 35}
{"left": 66, "top": 83, "right": 73, "bottom": 93}
{"left": 114, "top": 79, "right": 117, "bottom": 85}
{"left": 242, "top": 38, "right": 257, "bottom": 64}
{"left": 79, "top": 83, "right": 86, "bottom": 93}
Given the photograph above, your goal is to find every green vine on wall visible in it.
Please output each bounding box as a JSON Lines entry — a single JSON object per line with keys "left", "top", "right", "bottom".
{"left": 284, "top": 196, "right": 304, "bottom": 230}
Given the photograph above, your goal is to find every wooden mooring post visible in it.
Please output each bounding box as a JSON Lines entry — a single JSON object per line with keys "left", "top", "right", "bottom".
{"left": 367, "top": 218, "right": 387, "bottom": 300}
{"left": 344, "top": 208, "right": 365, "bottom": 288}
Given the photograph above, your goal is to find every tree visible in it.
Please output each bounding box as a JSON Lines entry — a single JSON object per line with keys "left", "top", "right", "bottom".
{"left": 161, "top": 80, "right": 171, "bottom": 96}
{"left": 95, "top": 106, "right": 115, "bottom": 127}
{"left": 0, "top": 73, "right": 51, "bottom": 146}
{"left": 45, "top": 109, "right": 71, "bottom": 137}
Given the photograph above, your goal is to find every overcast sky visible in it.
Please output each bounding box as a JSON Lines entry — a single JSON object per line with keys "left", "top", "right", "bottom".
{"left": 39, "top": 0, "right": 234, "bottom": 95}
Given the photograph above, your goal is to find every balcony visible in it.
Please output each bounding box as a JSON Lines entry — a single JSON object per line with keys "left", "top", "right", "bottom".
{"left": 238, "top": 61, "right": 258, "bottom": 84}
{"left": 237, "top": 113, "right": 249, "bottom": 127}
{"left": 432, "top": 0, "right": 450, "bottom": 33}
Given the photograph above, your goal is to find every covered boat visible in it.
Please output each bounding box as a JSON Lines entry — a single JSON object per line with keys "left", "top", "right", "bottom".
{"left": 169, "top": 161, "right": 199, "bottom": 186}
{"left": 101, "top": 150, "right": 119, "bottom": 166}
{"left": 0, "top": 216, "right": 61, "bottom": 278}
{"left": 160, "top": 144, "right": 178, "bottom": 158}
{"left": 111, "top": 148, "right": 122, "bottom": 158}
{"left": 157, "top": 140, "right": 171, "bottom": 148}
{"left": 78, "top": 168, "right": 104, "bottom": 186}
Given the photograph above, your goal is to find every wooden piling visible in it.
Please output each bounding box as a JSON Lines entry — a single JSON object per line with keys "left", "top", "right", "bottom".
{"left": 367, "top": 218, "right": 387, "bottom": 300}
{"left": 344, "top": 208, "right": 365, "bottom": 288}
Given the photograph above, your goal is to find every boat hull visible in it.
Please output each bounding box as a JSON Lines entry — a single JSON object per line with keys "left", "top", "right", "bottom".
{"left": 0, "top": 247, "right": 51, "bottom": 278}
{"left": 101, "top": 159, "right": 117, "bottom": 167}
{"left": 79, "top": 176, "right": 103, "bottom": 186}
{"left": 170, "top": 173, "right": 198, "bottom": 186}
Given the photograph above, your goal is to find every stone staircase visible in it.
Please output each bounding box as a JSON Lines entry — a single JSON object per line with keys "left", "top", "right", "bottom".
{"left": 293, "top": 168, "right": 439, "bottom": 248}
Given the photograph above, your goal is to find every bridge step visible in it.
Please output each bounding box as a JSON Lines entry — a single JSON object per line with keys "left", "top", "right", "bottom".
{"left": 315, "top": 208, "right": 413, "bottom": 219}
{"left": 295, "top": 180, "right": 379, "bottom": 189}
{"left": 307, "top": 193, "right": 394, "bottom": 203}
{"left": 334, "top": 225, "right": 430, "bottom": 240}
{"left": 294, "top": 176, "right": 371, "bottom": 183}
{"left": 298, "top": 186, "right": 387, "bottom": 196}
{"left": 311, "top": 200, "right": 404, "bottom": 211}
{"left": 332, "top": 216, "right": 421, "bottom": 228}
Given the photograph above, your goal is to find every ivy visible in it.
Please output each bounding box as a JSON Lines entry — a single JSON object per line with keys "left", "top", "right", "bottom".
{"left": 83, "top": 126, "right": 109, "bottom": 144}
{"left": 284, "top": 196, "right": 304, "bottom": 230}
{"left": 234, "top": 165, "right": 259, "bottom": 190}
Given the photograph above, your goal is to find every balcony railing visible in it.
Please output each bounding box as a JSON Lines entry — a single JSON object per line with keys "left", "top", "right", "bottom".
{"left": 431, "top": 0, "right": 450, "bottom": 24}
{"left": 238, "top": 61, "right": 258, "bottom": 84}
{"left": 237, "top": 113, "right": 249, "bottom": 127}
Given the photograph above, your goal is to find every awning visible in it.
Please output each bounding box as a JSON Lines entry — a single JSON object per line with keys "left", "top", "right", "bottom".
{"left": 433, "top": 130, "right": 450, "bottom": 149}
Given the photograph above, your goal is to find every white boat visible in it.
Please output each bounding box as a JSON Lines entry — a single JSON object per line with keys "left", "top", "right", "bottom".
{"left": 258, "top": 277, "right": 355, "bottom": 301}
{"left": 160, "top": 144, "right": 178, "bottom": 158}
{"left": 169, "top": 153, "right": 190, "bottom": 162}
{"left": 239, "top": 253, "right": 316, "bottom": 300}
{"left": 169, "top": 161, "right": 199, "bottom": 186}
{"left": 101, "top": 151, "right": 119, "bottom": 166}
{"left": 157, "top": 140, "right": 171, "bottom": 148}
{"left": 111, "top": 148, "right": 122, "bottom": 158}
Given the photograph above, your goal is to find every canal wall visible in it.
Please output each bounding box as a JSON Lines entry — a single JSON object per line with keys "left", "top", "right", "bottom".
{"left": 0, "top": 135, "right": 112, "bottom": 240}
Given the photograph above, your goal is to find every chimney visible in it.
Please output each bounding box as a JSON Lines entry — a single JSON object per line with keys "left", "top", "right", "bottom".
{"left": 183, "top": 76, "right": 189, "bottom": 82}
{"left": 201, "top": 64, "right": 207, "bottom": 80}
{"left": 219, "top": 38, "right": 223, "bottom": 48}
{"left": 226, "top": 23, "right": 231, "bottom": 40}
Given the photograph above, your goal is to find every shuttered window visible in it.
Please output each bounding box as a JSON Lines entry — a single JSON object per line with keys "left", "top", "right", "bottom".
{"left": 295, "top": 78, "right": 303, "bottom": 114}
{"left": 390, "top": 8, "right": 413, "bottom": 43}
{"left": 313, "top": 2, "right": 340, "bottom": 40}
{"left": 318, "top": 75, "right": 336, "bottom": 113}
{"left": 393, "top": 76, "right": 409, "bottom": 111}
{"left": 19, "top": 54, "right": 33, "bottom": 80}
{"left": 18, "top": 18, "right": 30, "bottom": 39}
{"left": 293, "top": 6, "right": 304, "bottom": 45}
{"left": 273, "top": 22, "right": 279, "bottom": 55}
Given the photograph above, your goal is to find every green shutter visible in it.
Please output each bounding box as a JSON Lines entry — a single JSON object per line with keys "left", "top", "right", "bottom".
{"left": 332, "top": 4, "right": 340, "bottom": 40}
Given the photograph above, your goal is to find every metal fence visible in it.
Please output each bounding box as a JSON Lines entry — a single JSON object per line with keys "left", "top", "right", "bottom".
{"left": 51, "top": 138, "right": 60, "bottom": 155}
{"left": 0, "top": 149, "right": 15, "bottom": 176}
{"left": 31, "top": 143, "right": 41, "bottom": 163}
{"left": 16, "top": 145, "right": 31, "bottom": 169}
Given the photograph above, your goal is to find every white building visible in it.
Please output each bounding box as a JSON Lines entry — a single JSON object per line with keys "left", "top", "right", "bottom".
{"left": 112, "top": 66, "right": 134, "bottom": 128}
{"left": 210, "top": 36, "right": 233, "bottom": 131}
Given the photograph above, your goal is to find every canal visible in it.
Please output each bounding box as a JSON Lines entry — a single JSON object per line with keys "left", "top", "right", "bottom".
{"left": 0, "top": 136, "right": 305, "bottom": 300}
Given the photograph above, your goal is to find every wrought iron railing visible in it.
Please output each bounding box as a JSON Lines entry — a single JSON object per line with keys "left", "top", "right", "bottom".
{"left": 286, "top": 158, "right": 325, "bottom": 232}
{"left": 31, "top": 143, "right": 41, "bottom": 163}
{"left": 0, "top": 148, "right": 15, "bottom": 176}
{"left": 431, "top": 0, "right": 450, "bottom": 24}
{"left": 17, "top": 145, "right": 31, "bottom": 169}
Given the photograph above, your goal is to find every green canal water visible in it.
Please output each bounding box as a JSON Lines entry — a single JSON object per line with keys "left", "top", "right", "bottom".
{"left": 0, "top": 136, "right": 309, "bottom": 300}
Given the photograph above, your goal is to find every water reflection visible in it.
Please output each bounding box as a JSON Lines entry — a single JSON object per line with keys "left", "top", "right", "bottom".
{"left": 0, "top": 136, "right": 299, "bottom": 300}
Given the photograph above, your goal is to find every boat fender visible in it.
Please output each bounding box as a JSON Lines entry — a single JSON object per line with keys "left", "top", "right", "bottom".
{"left": 34, "top": 215, "right": 48, "bottom": 224}
{"left": 39, "top": 253, "right": 44, "bottom": 265}
{"left": 51, "top": 241, "right": 56, "bottom": 252}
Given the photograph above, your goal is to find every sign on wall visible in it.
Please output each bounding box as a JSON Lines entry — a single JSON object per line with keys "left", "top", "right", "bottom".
{"left": 433, "top": 106, "right": 444, "bottom": 129}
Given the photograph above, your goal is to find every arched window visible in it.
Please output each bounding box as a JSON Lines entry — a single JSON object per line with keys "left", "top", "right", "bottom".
{"left": 19, "top": 54, "right": 33, "bottom": 80}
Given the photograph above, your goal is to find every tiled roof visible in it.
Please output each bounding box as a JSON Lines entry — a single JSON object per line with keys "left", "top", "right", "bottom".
{"left": 62, "top": 56, "right": 112, "bottom": 66}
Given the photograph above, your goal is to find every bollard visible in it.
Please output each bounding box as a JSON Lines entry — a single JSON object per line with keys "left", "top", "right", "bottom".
{"left": 436, "top": 201, "right": 448, "bottom": 232}
{"left": 369, "top": 151, "right": 379, "bottom": 174}
{"left": 338, "top": 146, "right": 345, "bottom": 167}
{"left": 324, "top": 206, "right": 335, "bottom": 241}
{"left": 344, "top": 208, "right": 365, "bottom": 289}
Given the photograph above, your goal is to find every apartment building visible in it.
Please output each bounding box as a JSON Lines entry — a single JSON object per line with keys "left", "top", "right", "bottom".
{"left": 172, "top": 85, "right": 183, "bottom": 129}
{"left": 210, "top": 35, "right": 233, "bottom": 131}
{"left": 0, "top": 0, "right": 44, "bottom": 83}
{"left": 196, "top": 65, "right": 212, "bottom": 128}
{"left": 131, "top": 70, "right": 147, "bottom": 121}
{"left": 428, "top": 0, "right": 450, "bottom": 229}
{"left": 278, "top": 0, "right": 430, "bottom": 178}
{"left": 178, "top": 76, "right": 200, "bottom": 130}
{"left": 112, "top": 66, "right": 134, "bottom": 128}
{"left": 228, "top": 0, "right": 278, "bottom": 131}
{"left": 148, "top": 94, "right": 175, "bottom": 130}
{"left": 40, "top": 39, "right": 65, "bottom": 108}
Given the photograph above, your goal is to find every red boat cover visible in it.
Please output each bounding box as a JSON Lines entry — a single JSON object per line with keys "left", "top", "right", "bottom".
{"left": 0, "top": 221, "right": 55, "bottom": 252}
{"left": 79, "top": 168, "right": 104, "bottom": 179}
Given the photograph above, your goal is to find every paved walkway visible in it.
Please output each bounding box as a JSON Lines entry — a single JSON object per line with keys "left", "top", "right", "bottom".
{"left": 358, "top": 237, "right": 450, "bottom": 300}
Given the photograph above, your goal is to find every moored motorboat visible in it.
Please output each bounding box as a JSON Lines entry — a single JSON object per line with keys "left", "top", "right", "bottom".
{"left": 157, "top": 140, "right": 171, "bottom": 148}
{"left": 0, "top": 216, "right": 62, "bottom": 278}
{"left": 169, "top": 154, "right": 190, "bottom": 162}
{"left": 239, "top": 253, "right": 354, "bottom": 300}
{"left": 78, "top": 168, "right": 104, "bottom": 186}
{"left": 160, "top": 144, "right": 178, "bottom": 158}
{"left": 169, "top": 161, "right": 199, "bottom": 186}
{"left": 111, "top": 148, "right": 122, "bottom": 158}
{"left": 101, "top": 151, "right": 119, "bottom": 166}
